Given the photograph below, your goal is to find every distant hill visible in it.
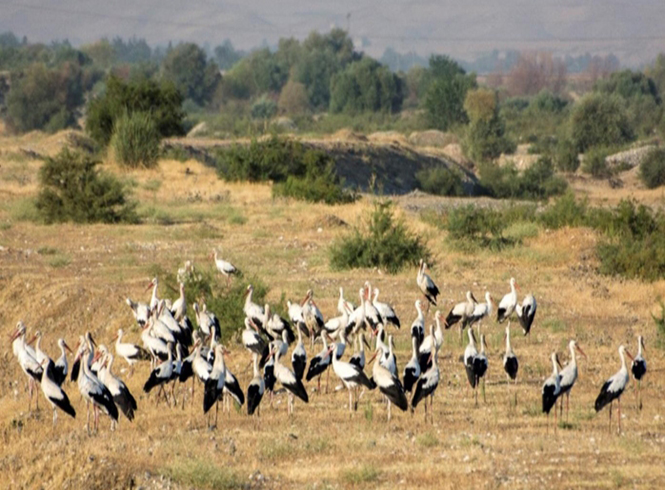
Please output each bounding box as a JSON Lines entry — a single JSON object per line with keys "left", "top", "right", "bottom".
{"left": 1, "top": 0, "right": 664, "bottom": 66}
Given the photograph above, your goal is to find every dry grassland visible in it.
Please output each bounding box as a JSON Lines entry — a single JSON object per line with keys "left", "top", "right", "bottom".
{"left": 0, "top": 133, "right": 664, "bottom": 489}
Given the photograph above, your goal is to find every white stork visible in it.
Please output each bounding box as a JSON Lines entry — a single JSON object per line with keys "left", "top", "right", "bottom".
{"left": 369, "top": 347, "right": 408, "bottom": 421}
{"left": 306, "top": 334, "right": 331, "bottom": 392}
{"left": 263, "top": 304, "right": 295, "bottom": 344}
{"left": 558, "top": 340, "right": 587, "bottom": 421}
{"left": 345, "top": 289, "right": 367, "bottom": 336}
{"left": 502, "top": 324, "right": 519, "bottom": 383}
{"left": 349, "top": 333, "right": 367, "bottom": 371}
{"left": 147, "top": 277, "right": 160, "bottom": 310}
{"left": 242, "top": 318, "right": 269, "bottom": 367}
{"left": 39, "top": 358, "right": 76, "bottom": 427}
{"left": 372, "top": 287, "right": 400, "bottom": 329}
{"left": 417, "top": 259, "right": 440, "bottom": 308}
{"left": 143, "top": 342, "right": 174, "bottom": 404}
{"left": 418, "top": 311, "right": 444, "bottom": 372}
{"left": 113, "top": 328, "right": 149, "bottom": 375}
{"left": 595, "top": 345, "right": 633, "bottom": 433}
{"left": 410, "top": 300, "right": 425, "bottom": 347}
{"left": 403, "top": 336, "right": 421, "bottom": 393}
{"left": 362, "top": 283, "right": 382, "bottom": 331}
{"left": 98, "top": 352, "right": 137, "bottom": 423}
{"left": 170, "top": 282, "right": 187, "bottom": 322}
{"left": 497, "top": 277, "right": 519, "bottom": 323}
{"left": 244, "top": 285, "right": 266, "bottom": 330}
{"left": 10, "top": 322, "right": 43, "bottom": 411}
{"left": 126, "top": 298, "right": 150, "bottom": 327}
{"left": 287, "top": 300, "right": 309, "bottom": 338}
{"left": 330, "top": 342, "right": 376, "bottom": 412}
{"left": 338, "top": 287, "right": 355, "bottom": 316}
{"left": 445, "top": 291, "right": 478, "bottom": 343}
{"left": 515, "top": 294, "right": 537, "bottom": 336}
{"left": 469, "top": 292, "right": 494, "bottom": 331}
{"left": 542, "top": 352, "right": 562, "bottom": 432}
{"left": 203, "top": 344, "right": 226, "bottom": 426}
{"left": 302, "top": 290, "right": 325, "bottom": 341}
{"left": 291, "top": 326, "right": 307, "bottom": 381}
{"left": 631, "top": 335, "right": 647, "bottom": 410}
{"left": 76, "top": 342, "right": 118, "bottom": 433}
{"left": 247, "top": 353, "right": 265, "bottom": 418}
{"left": 141, "top": 319, "right": 170, "bottom": 363}
{"left": 463, "top": 328, "right": 478, "bottom": 393}
{"left": 411, "top": 347, "right": 440, "bottom": 423}
{"left": 53, "top": 338, "right": 73, "bottom": 387}
{"left": 211, "top": 249, "right": 239, "bottom": 285}
{"left": 272, "top": 344, "right": 309, "bottom": 415}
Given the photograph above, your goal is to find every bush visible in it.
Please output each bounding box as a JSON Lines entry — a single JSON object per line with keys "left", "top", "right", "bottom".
{"left": 570, "top": 93, "right": 634, "bottom": 152}
{"left": 161, "top": 43, "right": 221, "bottom": 106}
{"left": 415, "top": 166, "right": 465, "bottom": 196}
{"left": 152, "top": 264, "right": 270, "bottom": 342}
{"left": 86, "top": 75, "right": 185, "bottom": 146}
{"left": 278, "top": 79, "right": 310, "bottom": 115}
{"left": 250, "top": 95, "right": 278, "bottom": 120}
{"left": 556, "top": 140, "right": 580, "bottom": 172}
{"left": 444, "top": 205, "right": 515, "bottom": 250}
{"left": 639, "top": 148, "right": 665, "bottom": 189}
{"left": 35, "top": 148, "right": 137, "bottom": 224}
{"left": 478, "top": 158, "right": 567, "bottom": 200}
{"left": 217, "top": 136, "right": 355, "bottom": 204}
{"left": 463, "top": 89, "right": 515, "bottom": 161}
{"left": 582, "top": 147, "right": 612, "bottom": 178}
{"left": 111, "top": 111, "right": 161, "bottom": 168}
{"left": 329, "top": 200, "right": 430, "bottom": 273}
{"left": 422, "top": 56, "right": 476, "bottom": 130}
{"left": 539, "top": 192, "right": 589, "bottom": 229}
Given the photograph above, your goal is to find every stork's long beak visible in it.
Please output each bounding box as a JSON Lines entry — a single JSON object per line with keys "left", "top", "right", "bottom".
{"left": 362, "top": 335, "right": 371, "bottom": 349}
{"left": 470, "top": 292, "right": 478, "bottom": 303}
{"left": 555, "top": 354, "right": 562, "bottom": 369}
{"left": 625, "top": 350, "right": 634, "bottom": 361}
{"left": 26, "top": 334, "right": 37, "bottom": 345}
{"left": 64, "top": 342, "right": 74, "bottom": 354}
{"left": 89, "top": 334, "right": 97, "bottom": 348}
{"left": 576, "top": 344, "right": 588, "bottom": 359}
{"left": 367, "top": 348, "right": 380, "bottom": 365}
{"left": 9, "top": 329, "right": 22, "bottom": 342}
{"left": 145, "top": 280, "right": 154, "bottom": 292}
{"left": 111, "top": 334, "right": 118, "bottom": 342}
{"left": 92, "top": 350, "right": 102, "bottom": 363}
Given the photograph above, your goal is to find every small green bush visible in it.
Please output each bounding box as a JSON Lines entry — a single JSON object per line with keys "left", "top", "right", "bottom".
{"left": 639, "top": 147, "right": 665, "bottom": 189}
{"left": 556, "top": 140, "right": 580, "bottom": 172}
{"left": 250, "top": 95, "right": 278, "bottom": 120}
{"left": 478, "top": 158, "right": 567, "bottom": 200}
{"left": 415, "top": 166, "right": 465, "bottom": 196}
{"left": 329, "top": 200, "right": 430, "bottom": 273}
{"left": 111, "top": 111, "right": 161, "bottom": 168}
{"left": 570, "top": 93, "right": 634, "bottom": 152}
{"left": 539, "top": 192, "right": 589, "bottom": 229}
{"left": 444, "top": 205, "right": 516, "bottom": 250}
{"left": 35, "top": 148, "right": 137, "bottom": 224}
{"left": 273, "top": 174, "right": 357, "bottom": 204}
{"left": 582, "top": 148, "right": 612, "bottom": 178}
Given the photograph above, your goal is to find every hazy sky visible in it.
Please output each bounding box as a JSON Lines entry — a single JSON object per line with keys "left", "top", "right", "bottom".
{"left": 1, "top": 0, "right": 665, "bottom": 65}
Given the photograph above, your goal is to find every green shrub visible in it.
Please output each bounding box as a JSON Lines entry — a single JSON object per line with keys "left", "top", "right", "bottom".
{"left": 86, "top": 75, "right": 185, "bottom": 146}
{"left": 111, "top": 111, "right": 161, "bottom": 168}
{"left": 444, "top": 205, "right": 516, "bottom": 250}
{"left": 329, "top": 200, "right": 430, "bottom": 273}
{"left": 151, "top": 263, "right": 270, "bottom": 342}
{"left": 652, "top": 300, "right": 665, "bottom": 350}
{"left": 582, "top": 147, "right": 612, "bottom": 178}
{"left": 250, "top": 95, "right": 278, "bottom": 120}
{"left": 478, "top": 158, "right": 567, "bottom": 200}
{"left": 639, "top": 148, "right": 665, "bottom": 189}
{"left": 415, "top": 165, "right": 465, "bottom": 196}
{"left": 273, "top": 174, "right": 357, "bottom": 204}
{"left": 556, "top": 140, "right": 580, "bottom": 172}
{"left": 539, "top": 192, "right": 589, "bottom": 229}
{"left": 570, "top": 93, "right": 633, "bottom": 152}
{"left": 597, "top": 234, "right": 665, "bottom": 281}
{"left": 35, "top": 148, "right": 137, "bottom": 224}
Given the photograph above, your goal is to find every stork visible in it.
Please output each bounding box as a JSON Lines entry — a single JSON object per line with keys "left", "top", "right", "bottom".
{"left": 242, "top": 318, "right": 269, "bottom": 367}
{"left": 411, "top": 347, "right": 440, "bottom": 423}
{"left": 403, "top": 336, "right": 421, "bottom": 393}
{"left": 362, "top": 283, "right": 382, "bottom": 331}
{"left": 53, "top": 338, "right": 73, "bottom": 387}
{"left": 263, "top": 304, "right": 295, "bottom": 344}
{"left": 349, "top": 333, "right": 367, "bottom": 371}
{"left": 502, "top": 324, "right": 518, "bottom": 406}
{"left": 291, "top": 326, "right": 307, "bottom": 381}
{"left": 203, "top": 344, "right": 226, "bottom": 427}
{"left": 369, "top": 347, "right": 408, "bottom": 421}
{"left": 143, "top": 342, "right": 174, "bottom": 404}
{"left": 338, "top": 287, "right": 355, "bottom": 316}
{"left": 244, "top": 285, "right": 265, "bottom": 330}
{"left": 39, "top": 358, "right": 76, "bottom": 427}
{"left": 558, "top": 340, "right": 587, "bottom": 421}
{"left": 170, "top": 282, "right": 187, "bottom": 322}
{"left": 445, "top": 291, "right": 478, "bottom": 344}
{"left": 380, "top": 334, "right": 398, "bottom": 378}
{"left": 126, "top": 298, "right": 150, "bottom": 327}
{"left": 302, "top": 290, "right": 325, "bottom": 342}
{"left": 147, "top": 277, "right": 160, "bottom": 310}
{"left": 410, "top": 300, "right": 425, "bottom": 348}
{"left": 463, "top": 328, "right": 478, "bottom": 396}
{"left": 469, "top": 292, "right": 493, "bottom": 331}
{"left": 272, "top": 343, "right": 309, "bottom": 415}
{"left": 631, "top": 335, "right": 646, "bottom": 410}
{"left": 515, "top": 294, "right": 537, "bottom": 336}
{"left": 417, "top": 259, "right": 439, "bottom": 308}
{"left": 345, "top": 289, "right": 367, "bottom": 337}
{"left": 222, "top": 367, "right": 245, "bottom": 413}
{"left": 287, "top": 300, "right": 309, "bottom": 339}
{"left": 330, "top": 342, "right": 376, "bottom": 413}
{"left": 418, "top": 311, "right": 443, "bottom": 372}
{"left": 306, "top": 334, "right": 331, "bottom": 393}
{"left": 497, "top": 278, "right": 519, "bottom": 323}
{"left": 76, "top": 342, "right": 118, "bottom": 433}
{"left": 211, "top": 249, "right": 239, "bottom": 286}
{"left": 473, "top": 334, "right": 489, "bottom": 404}
{"left": 595, "top": 345, "right": 633, "bottom": 433}
{"left": 247, "top": 353, "right": 265, "bottom": 419}
{"left": 10, "top": 322, "right": 43, "bottom": 411}
{"left": 542, "top": 352, "right": 562, "bottom": 433}
{"left": 98, "top": 352, "right": 137, "bottom": 423}
{"left": 114, "top": 328, "right": 149, "bottom": 375}
{"left": 372, "top": 287, "right": 400, "bottom": 329}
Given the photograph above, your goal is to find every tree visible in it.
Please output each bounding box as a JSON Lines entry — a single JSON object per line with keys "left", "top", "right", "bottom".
{"left": 86, "top": 74, "right": 185, "bottom": 145}
{"left": 221, "top": 48, "right": 287, "bottom": 100}
{"left": 506, "top": 52, "right": 567, "bottom": 96}
{"left": 278, "top": 79, "right": 310, "bottom": 115}
{"left": 570, "top": 93, "right": 634, "bottom": 152}
{"left": 6, "top": 62, "right": 85, "bottom": 133}
{"left": 646, "top": 53, "right": 665, "bottom": 96}
{"left": 463, "top": 89, "right": 514, "bottom": 161}
{"left": 161, "top": 43, "right": 220, "bottom": 106}
{"left": 82, "top": 39, "right": 116, "bottom": 69}
{"left": 329, "top": 57, "right": 403, "bottom": 114}
{"left": 213, "top": 39, "right": 244, "bottom": 70}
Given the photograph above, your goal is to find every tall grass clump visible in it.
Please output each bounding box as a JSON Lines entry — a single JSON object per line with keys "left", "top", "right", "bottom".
{"left": 639, "top": 147, "right": 665, "bottom": 189}
{"left": 216, "top": 136, "right": 357, "bottom": 204}
{"left": 415, "top": 165, "right": 466, "bottom": 196}
{"left": 164, "top": 459, "right": 241, "bottom": 490}
{"left": 111, "top": 111, "right": 161, "bottom": 168}
{"left": 330, "top": 200, "right": 430, "bottom": 273}
{"left": 35, "top": 148, "right": 137, "bottom": 224}
{"left": 150, "top": 263, "right": 270, "bottom": 341}
{"left": 652, "top": 300, "right": 665, "bottom": 350}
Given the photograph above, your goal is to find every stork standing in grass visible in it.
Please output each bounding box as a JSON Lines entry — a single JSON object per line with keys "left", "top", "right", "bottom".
{"left": 247, "top": 353, "right": 265, "bottom": 420}
{"left": 53, "top": 338, "right": 73, "bottom": 387}
{"left": 287, "top": 300, "right": 309, "bottom": 339}
{"left": 338, "top": 288, "right": 355, "bottom": 316}
{"left": 369, "top": 347, "right": 408, "bottom": 421}
{"left": 558, "top": 340, "right": 587, "bottom": 422}
{"left": 497, "top": 278, "right": 519, "bottom": 323}
{"left": 515, "top": 294, "right": 537, "bottom": 337}
{"left": 114, "top": 328, "right": 149, "bottom": 375}
{"left": 418, "top": 311, "right": 443, "bottom": 372}
{"left": 306, "top": 334, "right": 332, "bottom": 393}
{"left": 11, "top": 322, "right": 43, "bottom": 412}
{"left": 502, "top": 324, "right": 519, "bottom": 406}
{"left": 417, "top": 259, "right": 440, "bottom": 309}
{"left": 272, "top": 343, "right": 309, "bottom": 415}
{"left": 39, "top": 358, "right": 76, "bottom": 427}
{"left": 410, "top": 300, "right": 426, "bottom": 348}
{"left": 330, "top": 342, "right": 376, "bottom": 413}
{"left": 595, "top": 345, "right": 633, "bottom": 433}
{"left": 244, "top": 285, "right": 266, "bottom": 331}
{"left": 403, "top": 336, "right": 421, "bottom": 393}
{"left": 349, "top": 333, "right": 367, "bottom": 371}
{"left": 469, "top": 292, "right": 493, "bottom": 334}
{"left": 411, "top": 347, "right": 440, "bottom": 423}
{"left": 631, "top": 335, "right": 647, "bottom": 410}
{"left": 302, "top": 290, "right": 325, "bottom": 343}
{"left": 77, "top": 342, "right": 118, "bottom": 433}
{"left": 372, "top": 287, "right": 400, "bottom": 329}
{"left": 211, "top": 249, "right": 239, "bottom": 286}
{"left": 291, "top": 327, "right": 307, "bottom": 381}
{"left": 446, "top": 291, "right": 478, "bottom": 344}
{"left": 98, "top": 352, "right": 137, "bottom": 423}
{"left": 542, "top": 352, "right": 562, "bottom": 433}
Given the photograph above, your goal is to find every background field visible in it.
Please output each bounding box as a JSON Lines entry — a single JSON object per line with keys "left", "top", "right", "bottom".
{"left": 1, "top": 133, "right": 664, "bottom": 490}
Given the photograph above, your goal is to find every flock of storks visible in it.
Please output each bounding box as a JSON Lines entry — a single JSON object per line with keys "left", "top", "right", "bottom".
{"left": 9, "top": 255, "right": 649, "bottom": 434}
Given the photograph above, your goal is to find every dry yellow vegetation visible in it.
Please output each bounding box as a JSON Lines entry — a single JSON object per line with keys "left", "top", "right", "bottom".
{"left": 1, "top": 132, "right": 665, "bottom": 489}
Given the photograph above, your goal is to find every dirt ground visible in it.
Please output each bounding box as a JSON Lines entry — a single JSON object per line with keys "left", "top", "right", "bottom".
{"left": 1, "top": 133, "right": 665, "bottom": 489}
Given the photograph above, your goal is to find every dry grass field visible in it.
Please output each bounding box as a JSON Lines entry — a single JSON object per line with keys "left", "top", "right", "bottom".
{"left": 1, "top": 132, "right": 665, "bottom": 490}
